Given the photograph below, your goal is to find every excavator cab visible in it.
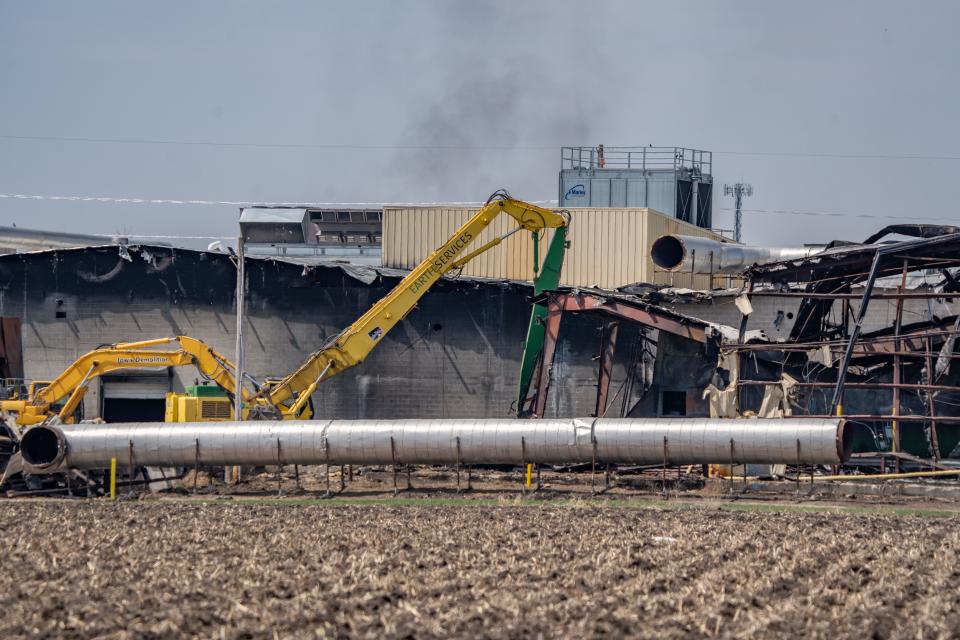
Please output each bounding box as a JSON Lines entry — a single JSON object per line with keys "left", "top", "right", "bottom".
{"left": 165, "top": 384, "right": 234, "bottom": 422}
{"left": 26, "top": 381, "right": 51, "bottom": 403}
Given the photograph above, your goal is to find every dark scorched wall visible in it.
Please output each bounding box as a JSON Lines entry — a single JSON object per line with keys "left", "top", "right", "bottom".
{"left": 0, "top": 245, "right": 638, "bottom": 420}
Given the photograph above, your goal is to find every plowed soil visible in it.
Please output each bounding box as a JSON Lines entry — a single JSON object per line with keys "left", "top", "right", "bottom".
{"left": 2, "top": 501, "right": 958, "bottom": 638}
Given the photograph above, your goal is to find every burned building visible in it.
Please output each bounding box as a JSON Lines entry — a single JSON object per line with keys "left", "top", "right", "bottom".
{"left": 525, "top": 226, "right": 960, "bottom": 470}
{"left": 0, "top": 244, "right": 646, "bottom": 422}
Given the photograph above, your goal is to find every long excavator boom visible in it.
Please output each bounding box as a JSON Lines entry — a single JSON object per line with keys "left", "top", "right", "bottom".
{"left": 251, "top": 191, "right": 568, "bottom": 415}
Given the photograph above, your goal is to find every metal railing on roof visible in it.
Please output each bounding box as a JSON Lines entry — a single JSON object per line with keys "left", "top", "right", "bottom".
{"left": 561, "top": 146, "right": 712, "bottom": 174}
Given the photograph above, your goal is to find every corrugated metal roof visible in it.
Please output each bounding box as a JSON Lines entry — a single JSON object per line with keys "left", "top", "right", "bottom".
{"left": 239, "top": 208, "right": 308, "bottom": 224}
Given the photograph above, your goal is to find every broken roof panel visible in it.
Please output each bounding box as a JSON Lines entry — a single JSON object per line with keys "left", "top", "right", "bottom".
{"left": 746, "top": 232, "right": 960, "bottom": 285}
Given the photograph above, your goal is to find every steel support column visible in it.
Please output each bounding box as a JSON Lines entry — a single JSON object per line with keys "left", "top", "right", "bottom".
{"left": 595, "top": 322, "right": 620, "bottom": 418}
{"left": 531, "top": 298, "right": 564, "bottom": 418}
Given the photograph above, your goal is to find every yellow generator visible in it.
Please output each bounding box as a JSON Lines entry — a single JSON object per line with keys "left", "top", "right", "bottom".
{"left": 165, "top": 384, "right": 233, "bottom": 422}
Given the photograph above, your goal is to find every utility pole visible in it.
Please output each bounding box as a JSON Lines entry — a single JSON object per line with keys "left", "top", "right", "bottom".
{"left": 231, "top": 224, "right": 246, "bottom": 485}
{"left": 234, "top": 230, "right": 245, "bottom": 423}
{"left": 724, "top": 183, "right": 753, "bottom": 243}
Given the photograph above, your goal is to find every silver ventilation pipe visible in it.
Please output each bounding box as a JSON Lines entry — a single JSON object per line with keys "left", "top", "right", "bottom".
{"left": 651, "top": 234, "right": 819, "bottom": 275}
{"left": 20, "top": 418, "right": 850, "bottom": 472}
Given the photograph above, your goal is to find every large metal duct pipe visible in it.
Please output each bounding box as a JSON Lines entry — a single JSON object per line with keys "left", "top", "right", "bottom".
{"left": 650, "top": 234, "right": 819, "bottom": 275}
{"left": 20, "top": 418, "right": 850, "bottom": 472}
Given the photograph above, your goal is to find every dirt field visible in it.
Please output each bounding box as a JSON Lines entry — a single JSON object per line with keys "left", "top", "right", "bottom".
{"left": 2, "top": 499, "right": 959, "bottom": 639}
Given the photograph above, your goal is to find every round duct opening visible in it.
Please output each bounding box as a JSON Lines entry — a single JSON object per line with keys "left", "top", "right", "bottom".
{"left": 20, "top": 426, "right": 63, "bottom": 468}
{"left": 650, "top": 235, "right": 685, "bottom": 272}
{"left": 837, "top": 420, "right": 858, "bottom": 463}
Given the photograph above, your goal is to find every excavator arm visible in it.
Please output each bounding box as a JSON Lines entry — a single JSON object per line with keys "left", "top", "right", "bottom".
{"left": 1, "top": 336, "right": 245, "bottom": 426}
{"left": 253, "top": 192, "right": 568, "bottom": 414}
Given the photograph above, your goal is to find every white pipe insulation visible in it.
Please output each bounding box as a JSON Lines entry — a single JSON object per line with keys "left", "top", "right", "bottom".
{"left": 20, "top": 418, "right": 851, "bottom": 472}
{"left": 651, "top": 234, "right": 820, "bottom": 275}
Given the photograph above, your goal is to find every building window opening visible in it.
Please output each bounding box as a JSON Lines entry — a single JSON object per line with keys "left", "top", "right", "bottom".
{"left": 661, "top": 390, "right": 687, "bottom": 416}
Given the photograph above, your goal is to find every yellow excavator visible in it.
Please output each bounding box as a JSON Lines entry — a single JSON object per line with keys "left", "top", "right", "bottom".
{"left": 0, "top": 335, "right": 251, "bottom": 426}
{"left": 2, "top": 192, "right": 568, "bottom": 426}
{"left": 242, "top": 190, "right": 569, "bottom": 419}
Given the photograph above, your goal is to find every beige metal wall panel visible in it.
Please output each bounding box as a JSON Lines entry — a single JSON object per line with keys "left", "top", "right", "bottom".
{"left": 382, "top": 207, "right": 548, "bottom": 281}
{"left": 559, "top": 207, "right": 644, "bottom": 288}
{"left": 383, "top": 207, "right": 732, "bottom": 289}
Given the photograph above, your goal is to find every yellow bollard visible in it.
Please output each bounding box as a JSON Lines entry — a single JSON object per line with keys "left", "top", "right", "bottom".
{"left": 525, "top": 463, "right": 532, "bottom": 487}
{"left": 109, "top": 457, "right": 117, "bottom": 500}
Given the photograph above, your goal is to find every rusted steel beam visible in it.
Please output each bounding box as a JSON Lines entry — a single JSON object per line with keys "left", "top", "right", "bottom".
{"left": 738, "top": 380, "right": 960, "bottom": 393}
{"left": 595, "top": 322, "right": 619, "bottom": 418}
{"left": 850, "top": 451, "right": 953, "bottom": 471}
{"left": 531, "top": 300, "right": 564, "bottom": 419}
{"left": 804, "top": 414, "right": 960, "bottom": 422}
{"left": 747, "top": 291, "right": 960, "bottom": 300}
{"left": 549, "top": 293, "right": 708, "bottom": 343}
{"left": 843, "top": 337, "right": 953, "bottom": 356}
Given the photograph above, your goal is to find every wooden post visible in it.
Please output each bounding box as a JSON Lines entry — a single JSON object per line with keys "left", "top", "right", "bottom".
{"left": 455, "top": 436, "right": 462, "bottom": 493}
{"left": 390, "top": 436, "right": 398, "bottom": 496}
{"left": 276, "top": 437, "right": 283, "bottom": 496}
{"left": 127, "top": 439, "right": 135, "bottom": 497}
{"left": 795, "top": 439, "right": 801, "bottom": 494}
{"left": 728, "top": 438, "right": 735, "bottom": 493}
{"left": 520, "top": 436, "right": 527, "bottom": 495}
{"left": 193, "top": 438, "right": 200, "bottom": 494}
{"left": 591, "top": 435, "right": 598, "bottom": 495}
{"left": 324, "top": 445, "right": 331, "bottom": 497}
{"left": 662, "top": 436, "right": 668, "bottom": 496}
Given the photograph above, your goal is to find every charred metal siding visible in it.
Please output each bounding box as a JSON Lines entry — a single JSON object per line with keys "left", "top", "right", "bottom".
{"left": 0, "top": 246, "right": 640, "bottom": 421}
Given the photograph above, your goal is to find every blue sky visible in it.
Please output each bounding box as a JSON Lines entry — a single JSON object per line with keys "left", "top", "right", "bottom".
{"left": 1, "top": 1, "right": 958, "bottom": 245}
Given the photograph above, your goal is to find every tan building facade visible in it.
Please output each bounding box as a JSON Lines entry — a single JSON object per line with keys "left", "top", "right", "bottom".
{"left": 382, "top": 206, "right": 732, "bottom": 289}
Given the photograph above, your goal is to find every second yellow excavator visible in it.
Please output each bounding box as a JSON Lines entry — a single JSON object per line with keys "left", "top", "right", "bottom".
{"left": 0, "top": 336, "right": 253, "bottom": 426}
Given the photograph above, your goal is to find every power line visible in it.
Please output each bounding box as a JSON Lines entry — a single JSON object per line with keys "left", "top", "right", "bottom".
{"left": 0, "top": 192, "right": 952, "bottom": 224}
{"left": 2, "top": 134, "right": 960, "bottom": 162}
{"left": 0, "top": 193, "right": 558, "bottom": 207}
{"left": 714, "top": 150, "right": 960, "bottom": 162}
{"left": 0, "top": 134, "right": 556, "bottom": 151}
{"left": 719, "top": 206, "right": 959, "bottom": 223}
